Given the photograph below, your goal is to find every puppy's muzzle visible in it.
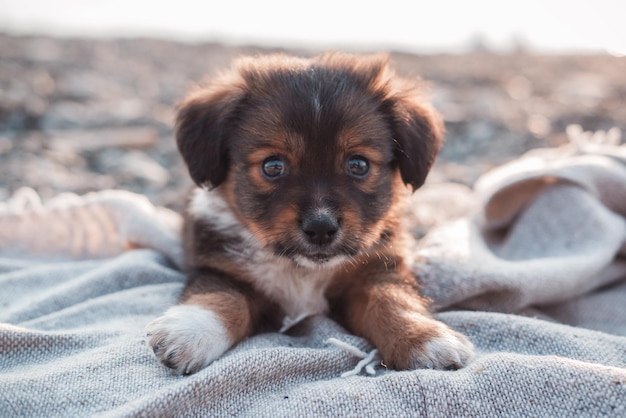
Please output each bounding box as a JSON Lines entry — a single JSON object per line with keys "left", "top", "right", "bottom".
{"left": 301, "top": 213, "right": 339, "bottom": 246}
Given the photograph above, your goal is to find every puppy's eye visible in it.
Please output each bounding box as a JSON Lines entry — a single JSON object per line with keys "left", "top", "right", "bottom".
{"left": 346, "top": 156, "right": 370, "bottom": 177}
{"left": 262, "top": 157, "right": 286, "bottom": 178}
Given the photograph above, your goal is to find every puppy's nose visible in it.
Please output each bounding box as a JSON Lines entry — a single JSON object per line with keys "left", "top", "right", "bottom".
{"left": 301, "top": 214, "right": 339, "bottom": 246}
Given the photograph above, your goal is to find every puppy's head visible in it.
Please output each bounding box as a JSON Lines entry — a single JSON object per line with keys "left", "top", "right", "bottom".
{"left": 177, "top": 52, "right": 443, "bottom": 267}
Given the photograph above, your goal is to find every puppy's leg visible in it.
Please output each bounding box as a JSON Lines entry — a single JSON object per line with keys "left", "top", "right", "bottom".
{"left": 146, "top": 273, "right": 253, "bottom": 375}
{"left": 335, "top": 269, "right": 474, "bottom": 370}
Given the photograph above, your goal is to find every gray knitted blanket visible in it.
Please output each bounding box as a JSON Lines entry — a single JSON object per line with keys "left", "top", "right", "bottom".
{"left": 1, "top": 127, "right": 625, "bottom": 417}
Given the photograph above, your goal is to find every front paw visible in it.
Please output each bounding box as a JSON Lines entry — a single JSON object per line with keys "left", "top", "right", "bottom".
{"left": 387, "top": 320, "right": 474, "bottom": 370}
{"left": 146, "top": 305, "right": 232, "bottom": 375}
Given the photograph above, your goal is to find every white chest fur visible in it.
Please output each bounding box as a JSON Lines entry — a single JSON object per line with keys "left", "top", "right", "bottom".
{"left": 245, "top": 252, "right": 334, "bottom": 321}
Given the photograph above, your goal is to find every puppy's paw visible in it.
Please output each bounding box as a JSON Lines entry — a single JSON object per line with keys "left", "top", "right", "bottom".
{"left": 146, "top": 305, "right": 232, "bottom": 375}
{"left": 388, "top": 321, "right": 474, "bottom": 371}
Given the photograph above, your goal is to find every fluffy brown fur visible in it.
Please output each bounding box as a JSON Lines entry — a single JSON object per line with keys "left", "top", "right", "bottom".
{"left": 146, "top": 52, "right": 474, "bottom": 375}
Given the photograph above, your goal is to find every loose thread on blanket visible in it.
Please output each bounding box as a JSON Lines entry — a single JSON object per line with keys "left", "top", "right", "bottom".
{"left": 327, "top": 337, "right": 382, "bottom": 378}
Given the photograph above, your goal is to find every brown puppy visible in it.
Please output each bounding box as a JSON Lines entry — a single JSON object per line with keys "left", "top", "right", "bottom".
{"left": 146, "top": 52, "right": 474, "bottom": 375}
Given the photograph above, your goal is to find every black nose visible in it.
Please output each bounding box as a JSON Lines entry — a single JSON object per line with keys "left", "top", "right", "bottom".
{"left": 301, "top": 214, "right": 339, "bottom": 246}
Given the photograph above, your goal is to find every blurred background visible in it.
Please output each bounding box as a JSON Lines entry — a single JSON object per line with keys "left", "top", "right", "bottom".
{"left": 1, "top": 0, "right": 625, "bottom": 209}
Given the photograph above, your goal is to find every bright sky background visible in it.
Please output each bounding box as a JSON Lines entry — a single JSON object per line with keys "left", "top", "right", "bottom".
{"left": 1, "top": 0, "right": 625, "bottom": 55}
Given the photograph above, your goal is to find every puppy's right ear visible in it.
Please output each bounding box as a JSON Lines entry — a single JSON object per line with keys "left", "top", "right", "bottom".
{"left": 175, "top": 83, "right": 242, "bottom": 188}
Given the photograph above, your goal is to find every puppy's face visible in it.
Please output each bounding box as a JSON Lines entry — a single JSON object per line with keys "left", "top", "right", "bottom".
{"left": 177, "top": 53, "right": 443, "bottom": 267}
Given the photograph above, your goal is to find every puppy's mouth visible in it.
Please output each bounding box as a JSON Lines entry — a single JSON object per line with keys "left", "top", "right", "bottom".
{"left": 271, "top": 242, "right": 349, "bottom": 268}
{"left": 307, "top": 253, "right": 333, "bottom": 263}
{"left": 292, "top": 252, "right": 349, "bottom": 269}
{"left": 271, "top": 212, "right": 361, "bottom": 268}
{"left": 273, "top": 242, "right": 358, "bottom": 269}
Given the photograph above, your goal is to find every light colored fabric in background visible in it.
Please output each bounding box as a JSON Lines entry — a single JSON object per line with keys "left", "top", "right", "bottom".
{"left": 1, "top": 128, "right": 625, "bottom": 417}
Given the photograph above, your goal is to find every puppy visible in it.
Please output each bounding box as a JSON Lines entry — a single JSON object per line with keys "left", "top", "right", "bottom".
{"left": 146, "top": 52, "right": 474, "bottom": 375}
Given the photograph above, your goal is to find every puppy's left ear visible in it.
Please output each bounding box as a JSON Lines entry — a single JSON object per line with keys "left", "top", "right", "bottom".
{"left": 175, "top": 81, "right": 243, "bottom": 188}
{"left": 387, "top": 96, "right": 444, "bottom": 191}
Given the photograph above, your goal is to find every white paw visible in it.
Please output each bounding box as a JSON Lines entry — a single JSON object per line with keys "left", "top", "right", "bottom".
{"left": 410, "top": 326, "right": 474, "bottom": 370}
{"left": 146, "top": 305, "right": 232, "bottom": 375}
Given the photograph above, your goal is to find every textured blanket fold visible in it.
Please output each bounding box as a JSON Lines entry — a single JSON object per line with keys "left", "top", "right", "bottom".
{"left": 1, "top": 127, "right": 625, "bottom": 417}
{"left": 413, "top": 128, "right": 626, "bottom": 316}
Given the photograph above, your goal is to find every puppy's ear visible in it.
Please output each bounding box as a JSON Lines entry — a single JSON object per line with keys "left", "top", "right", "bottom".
{"left": 387, "top": 95, "right": 444, "bottom": 192}
{"left": 175, "top": 82, "right": 242, "bottom": 188}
